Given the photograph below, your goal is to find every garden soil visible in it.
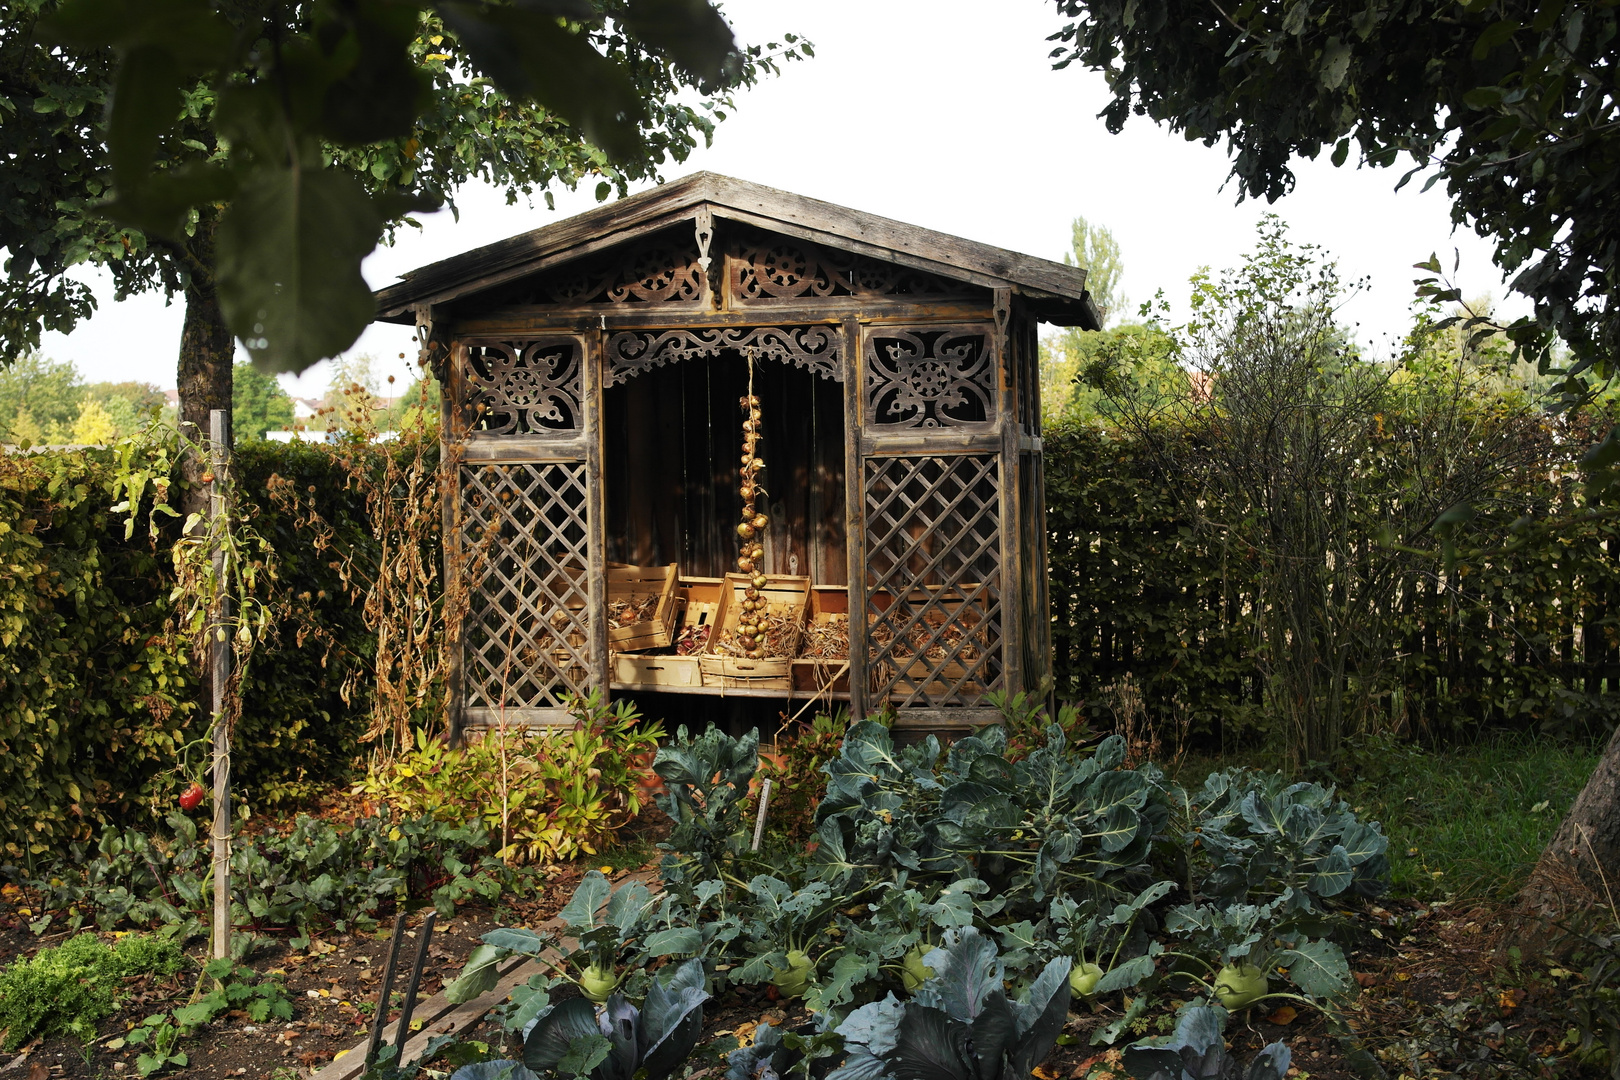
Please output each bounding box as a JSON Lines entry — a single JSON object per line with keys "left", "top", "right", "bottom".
{"left": 0, "top": 875, "right": 1584, "bottom": 1080}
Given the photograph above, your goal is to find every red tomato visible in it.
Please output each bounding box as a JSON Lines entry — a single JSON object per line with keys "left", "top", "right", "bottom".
{"left": 179, "top": 782, "right": 205, "bottom": 810}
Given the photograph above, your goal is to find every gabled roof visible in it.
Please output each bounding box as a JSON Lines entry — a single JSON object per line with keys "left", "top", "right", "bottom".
{"left": 374, "top": 172, "right": 1100, "bottom": 328}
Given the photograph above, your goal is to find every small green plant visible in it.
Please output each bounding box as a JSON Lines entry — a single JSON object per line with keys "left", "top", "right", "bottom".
{"left": 30, "top": 806, "right": 529, "bottom": 942}
{"left": 0, "top": 932, "right": 182, "bottom": 1050}
{"left": 759, "top": 710, "right": 855, "bottom": 844}
{"left": 359, "top": 692, "right": 663, "bottom": 863}
{"left": 124, "top": 1014, "right": 187, "bottom": 1077}
{"left": 173, "top": 957, "right": 294, "bottom": 1028}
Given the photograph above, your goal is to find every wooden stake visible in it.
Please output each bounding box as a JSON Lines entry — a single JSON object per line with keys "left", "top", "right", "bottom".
{"left": 209, "top": 409, "right": 232, "bottom": 962}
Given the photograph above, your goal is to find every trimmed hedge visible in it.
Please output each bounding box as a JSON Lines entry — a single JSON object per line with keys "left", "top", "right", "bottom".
{"left": 1046, "top": 415, "right": 1620, "bottom": 746}
{"left": 0, "top": 442, "right": 389, "bottom": 859}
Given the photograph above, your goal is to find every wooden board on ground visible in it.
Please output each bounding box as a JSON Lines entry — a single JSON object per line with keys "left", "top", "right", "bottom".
{"left": 312, "top": 871, "right": 653, "bottom": 1080}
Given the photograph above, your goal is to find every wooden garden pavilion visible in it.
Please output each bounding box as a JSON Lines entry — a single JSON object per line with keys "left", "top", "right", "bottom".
{"left": 373, "top": 173, "right": 1100, "bottom": 738}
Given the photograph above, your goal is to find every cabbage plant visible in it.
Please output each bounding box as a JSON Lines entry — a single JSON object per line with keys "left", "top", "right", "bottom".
{"left": 824, "top": 929, "right": 1072, "bottom": 1080}
{"left": 450, "top": 959, "right": 709, "bottom": 1080}
{"left": 1122, "top": 1005, "right": 1290, "bottom": 1080}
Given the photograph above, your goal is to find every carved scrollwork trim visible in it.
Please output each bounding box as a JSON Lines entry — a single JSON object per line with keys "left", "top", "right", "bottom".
{"left": 729, "top": 231, "right": 974, "bottom": 302}
{"left": 527, "top": 238, "right": 705, "bottom": 305}
{"left": 606, "top": 325, "right": 843, "bottom": 385}
{"left": 463, "top": 339, "right": 583, "bottom": 435}
{"left": 864, "top": 325, "right": 995, "bottom": 429}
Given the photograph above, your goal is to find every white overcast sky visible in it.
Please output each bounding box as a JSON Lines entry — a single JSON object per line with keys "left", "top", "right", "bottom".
{"left": 40, "top": 1, "right": 1517, "bottom": 396}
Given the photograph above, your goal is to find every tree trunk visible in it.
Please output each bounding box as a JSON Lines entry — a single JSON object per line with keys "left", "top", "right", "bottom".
{"left": 176, "top": 213, "right": 234, "bottom": 521}
{"left": 1522, "top": 721, "right": 1620, "bottom": 914}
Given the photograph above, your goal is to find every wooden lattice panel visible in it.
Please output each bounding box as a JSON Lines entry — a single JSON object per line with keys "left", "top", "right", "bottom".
{"left": 862, "top": 454, "right": 1003, "bottom": 706}
{"left": 460, "top": 462, "right": 593, "bottom": 709}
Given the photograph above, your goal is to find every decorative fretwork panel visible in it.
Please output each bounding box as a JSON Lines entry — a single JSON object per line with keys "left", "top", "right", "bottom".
{"left": 864, "top": 327, "right": 994, "bottom": 429}
{"left": 605, "top": 325, "right": 843, "bottom": 385}
{"left": 730, "top": 230, "right": 975, "bottom": 302}
{"left": 464, "top": 340, "right": 582, "bottom": 435}
{"left": 863, "top": 455, "right": 1003, "bottom": 706}
{"left": 460, "top": 463, "right": 593, "bottom": 709}
{"left": 520, "top": 236, "right": 705, "bottom": 305}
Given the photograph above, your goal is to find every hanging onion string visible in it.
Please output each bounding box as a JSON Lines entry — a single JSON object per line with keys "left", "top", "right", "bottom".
{"left": 735, "top": 357, "right": 769, "bottom": 660}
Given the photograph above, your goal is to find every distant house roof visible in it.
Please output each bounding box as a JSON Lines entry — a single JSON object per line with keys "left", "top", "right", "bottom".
{"left": 374, "top": 172, "right": 1100, "bottom": 329}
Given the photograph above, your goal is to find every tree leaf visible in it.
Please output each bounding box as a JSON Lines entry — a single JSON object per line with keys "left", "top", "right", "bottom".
{"left": 214, "top": 166, "right": 386, "bottom": 375}
{"left": 619, "top": 0, "right": 737, "bottom": 87}
{"left": 435, "top": 2, "right": 648, "bottom": 161}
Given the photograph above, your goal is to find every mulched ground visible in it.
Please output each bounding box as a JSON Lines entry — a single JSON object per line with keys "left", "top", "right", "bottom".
{"left": 0, "top": 857, "right": 1594, "bottom": 1080}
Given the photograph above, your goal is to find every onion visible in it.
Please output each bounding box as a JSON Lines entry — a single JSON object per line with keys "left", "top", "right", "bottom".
{"left": 737, "top": 523, "right": 755, "bottom": 539}
{"left": 752, "top": 514, "right": 768, "bottom": 530}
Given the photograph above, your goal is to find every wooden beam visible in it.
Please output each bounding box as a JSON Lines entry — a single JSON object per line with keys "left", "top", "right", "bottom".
{"left": 842, "top": 317, "right": 867, "bottom": 720}
{"left": 449, "top": 299, "right": 996, "bottom": 336}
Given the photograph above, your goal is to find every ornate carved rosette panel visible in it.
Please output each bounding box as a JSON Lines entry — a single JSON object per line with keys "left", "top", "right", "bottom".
{"left": 864, "top": 327, "right": 994, "bottom": 429}
{"left": 729, "top": 230, "right": 974, "bottom": 302}
{"left": 460, "top": 462, "right": 593, "bottom": 709}
{"left": 521, "top": 236, "right": 705, "bottom": 305}
{"left": 605, "top": 325, "right": 843, "bottom": 385}
{"left": 862, "top": 454, "right": 1003, "bottom": 706}
{"left": 463, "top": 339, "right": 582, "bottom": 435}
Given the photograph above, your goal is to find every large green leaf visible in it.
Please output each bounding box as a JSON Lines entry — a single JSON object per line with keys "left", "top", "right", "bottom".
{"left": 1275, "top": 938, "right": 1350, "bottom": 1000}
{"left": 445, "top": 943, "right": 510, "bottom": 1004}
{"left": 524, "top": 998, "right": 606, "bottom": 1074}
{"left": 214, "top": 166, "right": 386, "bottom": 375}
{"left": 558, "top": 871, "right": 613, "bottom": 934}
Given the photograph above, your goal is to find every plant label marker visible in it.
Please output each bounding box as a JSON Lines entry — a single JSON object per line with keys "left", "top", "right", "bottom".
{"left": 752, "top": 778, "right": 773, "bottom": 851}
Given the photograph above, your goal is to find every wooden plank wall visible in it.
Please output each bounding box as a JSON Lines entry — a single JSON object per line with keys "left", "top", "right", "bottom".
{"left": 602, "top": 356, "right": 848, "bottom": 584}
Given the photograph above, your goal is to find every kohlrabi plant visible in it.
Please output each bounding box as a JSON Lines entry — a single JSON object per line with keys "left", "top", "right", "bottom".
{"left": 1160, "top": 889, "right": 1351, "bottom": 1011}
{"left": 826, "top": 928, "right": 1072, "bottom": 1080}
{"left": 450, "top": 958, "right": 710, "bottom": 1080}
{"left": 446, "top": 871, "right": 686, "bottom": 1009}
{"left": 1039, "top": 880, "right": 1174, "bottom": 1001}
{"left": 733, "top": 875, "right": 845, "bottom": 1000}
{"left": 653, "top": 725, "right": 762, "bottom": 898}
{"left": 1122, "top": 1004, "right": 1291, "bottom": 1080}
{"left": 1177, "top": 768, "right": 1389, "bottom": 912}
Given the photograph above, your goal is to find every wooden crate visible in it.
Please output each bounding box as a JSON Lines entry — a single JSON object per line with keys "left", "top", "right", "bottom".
{"left": 612, "top": 653, "right": 701, "bottom": 688}
{"left": 607, "top": 563, "right": 679, "bottom": 652}
{"left": 699, "top": 574, "right": 811, "bottom": 689}
{"left": 794, "top": 585, "right": 851, "bottom": 693}
{"left": 611, "top": 577, "right": 723, "bottom": 689}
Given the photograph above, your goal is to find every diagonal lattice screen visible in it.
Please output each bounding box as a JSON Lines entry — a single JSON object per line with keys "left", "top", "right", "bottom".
{"left": 863, "top": 454, "right": 1003, "bottom": 706}
{"left": 460, "top": 462, "right": 592, "bottom": 709}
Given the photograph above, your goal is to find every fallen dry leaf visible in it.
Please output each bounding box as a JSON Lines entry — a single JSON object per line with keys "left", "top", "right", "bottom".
{"left": 1353, "top": 971, "right": 1378, "bottom": 988}
{"left": 1265, "top": 1006, "right": 1298, "bottom": 1026}
{"left": 27, "top": 1063, "right": 48, "bottom": 1080}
